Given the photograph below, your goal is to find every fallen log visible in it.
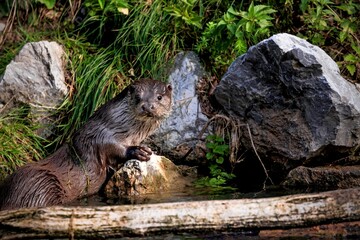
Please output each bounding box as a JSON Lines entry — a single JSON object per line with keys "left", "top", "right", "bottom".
{"left": 0, "top": 187, "right": 359, "bottom": 239}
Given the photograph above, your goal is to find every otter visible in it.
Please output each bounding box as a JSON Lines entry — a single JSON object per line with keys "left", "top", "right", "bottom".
{"left": 0, "top": 79, "right": 172, "bottom": 210}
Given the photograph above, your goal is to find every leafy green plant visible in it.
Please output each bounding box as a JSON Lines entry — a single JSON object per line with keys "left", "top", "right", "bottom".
{"left": 299, "top": 0, "right": 360, "bottom": 77}
{"left": 196, "top": 135, "right": 235, "bottom": 188}
{"left": 300, "top": 0, "right": 337, "bottom": 45}
{"left": 223, "top": 2, "right": 277, "bottom": 48}
{"left": 343, "top": 44, "right": 360, "bottom": 77}
{"left": 164, "top": 0, "right": 202, "bottom": 29}
{"left": 196, "top": 2, "right": 276, "bottom": 76}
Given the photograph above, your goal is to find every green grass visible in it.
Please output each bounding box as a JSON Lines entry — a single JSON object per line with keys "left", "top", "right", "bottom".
{"left": 0, "top": 46, "right": 22, "bottom": 74}
{"left": 111, "top": 0, "right": 180, "bottom": 79}
{"left": 77, "top": 0, "right": 187, "bottom": 79}
{"left": 55, "top": 45, "right": 129, "bottom": 144}
{"left": 0, "top": 107, "right": 48, "bottom": 180}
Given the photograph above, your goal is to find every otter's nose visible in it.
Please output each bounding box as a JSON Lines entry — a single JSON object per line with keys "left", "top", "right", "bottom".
{"left": 141, "top": 103, "right": 154, "bottom": 113}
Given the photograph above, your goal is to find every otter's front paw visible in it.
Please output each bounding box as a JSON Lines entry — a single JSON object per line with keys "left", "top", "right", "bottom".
{"left": 125, "top": 146, "right": 152, "bottom": 161}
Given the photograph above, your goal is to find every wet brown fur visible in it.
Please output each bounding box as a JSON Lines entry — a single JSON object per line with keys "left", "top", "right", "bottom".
{"left": 0, "top": 79, "right": 172, "bottom": 210}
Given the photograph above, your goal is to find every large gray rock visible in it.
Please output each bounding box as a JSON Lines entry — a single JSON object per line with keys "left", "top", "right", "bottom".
{"left": 148, "top": 52, "right": 209, "bottom": 162}
{"left": 214, "top": 33, "right": 360, "bottom": 164}
{"left": 0, "top": 41, "right": 68, "bottom": 136}
{"left": 0, "top": 41, "right": 67, "bottom": 108}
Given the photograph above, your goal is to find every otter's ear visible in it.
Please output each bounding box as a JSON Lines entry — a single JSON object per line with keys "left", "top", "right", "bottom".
{"left": 166, "top": 84, "right": 172, "bottom": 92}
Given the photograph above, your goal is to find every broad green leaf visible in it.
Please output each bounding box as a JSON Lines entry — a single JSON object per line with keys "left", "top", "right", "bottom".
{"left": 206, "top": 152, "right": 214, "bottom": 160}
{"left": 300, "top": 0, "right": 309, "bottom": 12}
{"left": 256, "top": 27, "right": 270, "bottom": 37}
{"left": 339, "top": 31, "right": 347, "bottom": 43}
{"left": 346, "top": 65, "right": 356, "bottom": 76}
{"left": 228, "top": 6, "right": 241, "bottom": 16}
{"left": 213, "top": 145, "right": 228, "bottom": 154}
{"left": 216, "top": 156, "right": 224, "bottom": 164}
{"left": 215, "top": 135, "right": 224, "bottom": 142}
{"left": 224, "top": 12, "right": 237, "bottom": 23}
{"left": 189, "top": 15, "right": 203, "bottom": 28}
{"left": 239, "top": 10, "right": 248, "bottom": 19}
{"left": 248, "top": 2, "right": 255, "bottom": 17}
{"left": 209, "top": 177, "right": 226, "bottom": 186}
{"left": 344, "top": 54, "right": 357, "bottom": 63}
{"left": 323, "top": 9, "right": 335, "bottom": 17}
{"left": 336, "top": 4, "right": 356, "bottom": 14}
{"left": 258, "top": 19, "right": 272, "bottom": 28}
{"left": 245, "top": 21, "right": 254, "bottom": 33}
{"left": 316, "top": 5, "right": 323, "bottom": 17}
{"left": 206, "top": 135, "right": 216, "bottom": 141}
{"left": 206, "top": 142, "right": 216, "bottom": 149}
{"left": 209, "top": 165, "right": 222, "bottom": 175}
{"left": 234, "top": 27, "right": 244, "bottom": 39}
{"left": 36, "top": 0, "right": 56, "bottom": 9}
{"left": 227, "top": 23, "right": 237, "bottom": 35}
{"left": 256, "top": 14, "right": 274, "bottom": 21}
{"left": 218, "top": 20, "right": 227, "bottom": 26}
{"left": 319, "top": 19, "right": 328, "bottom": 28}
{"left": 340, "top": 19, "right": 350, "bottom": 30}
{"left": 254, "top": 5, "right": 276, "bottom": 15}
{"left": 351, "top": 44, "right": 360, "bottom": 55}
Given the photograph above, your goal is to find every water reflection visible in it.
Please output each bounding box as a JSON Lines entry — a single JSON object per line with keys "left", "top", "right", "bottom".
{"left": 68, "top": 185, "right": 304, "bottom": 207}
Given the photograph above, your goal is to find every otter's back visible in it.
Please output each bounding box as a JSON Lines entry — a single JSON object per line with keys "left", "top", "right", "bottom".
{"left": 0, "top": 165, "right": 66, "bottom": 210}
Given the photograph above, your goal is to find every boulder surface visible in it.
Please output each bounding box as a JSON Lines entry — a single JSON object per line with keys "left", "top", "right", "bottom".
{"left": 0, "top": 41, "right": 68, "bottom": 136}
{"left": 214, "top": 33, "right": 360, "bottom": 165}
{"left": 0, "top": 41, "right": 67, "bottom": 109}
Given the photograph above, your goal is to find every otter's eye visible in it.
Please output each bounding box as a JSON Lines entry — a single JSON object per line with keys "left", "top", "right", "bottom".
{"left": 157, "top": 95, "right": 162, "bottom": 101}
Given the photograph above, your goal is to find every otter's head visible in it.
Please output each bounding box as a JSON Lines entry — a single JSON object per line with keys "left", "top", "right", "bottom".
{"left": 129, "top": 79, "right": 172, "bottom": 121}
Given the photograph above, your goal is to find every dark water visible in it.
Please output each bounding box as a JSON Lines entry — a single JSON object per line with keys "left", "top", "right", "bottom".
{"left": 69, "top": 185, "right": 297, "bottom": 207}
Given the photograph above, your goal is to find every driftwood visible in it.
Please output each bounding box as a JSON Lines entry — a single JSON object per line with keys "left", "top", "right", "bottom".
{"left": 0, "top": 187, "right": 359, "bottom": 239}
